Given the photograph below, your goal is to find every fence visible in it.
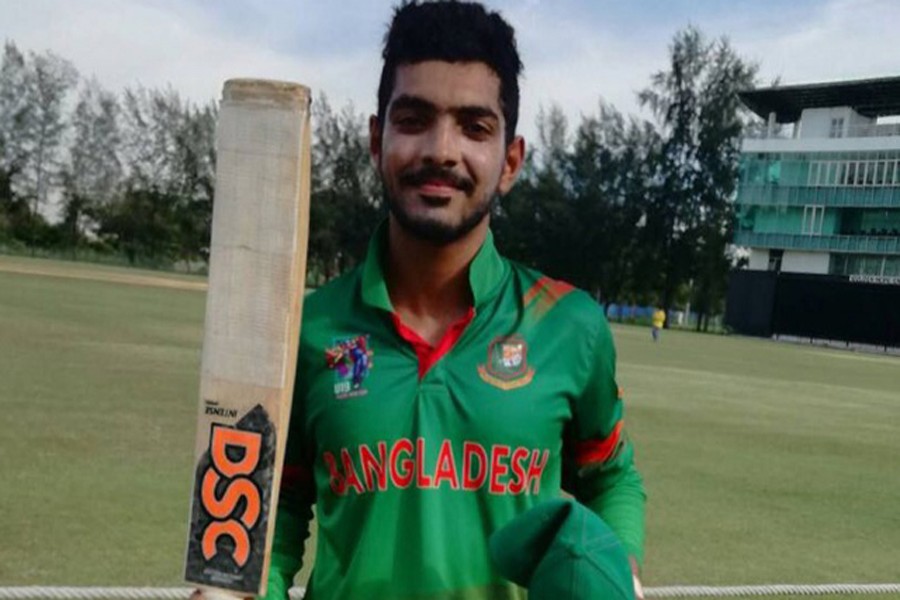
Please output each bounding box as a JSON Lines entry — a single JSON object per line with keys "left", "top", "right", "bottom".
{"left": 725, "top": 270, "right": 900, "bottom": 348}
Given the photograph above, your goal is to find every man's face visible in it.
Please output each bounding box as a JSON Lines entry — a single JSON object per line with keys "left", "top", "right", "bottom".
{"left": 371, "top": 60, "right": 524, "bottom": 244}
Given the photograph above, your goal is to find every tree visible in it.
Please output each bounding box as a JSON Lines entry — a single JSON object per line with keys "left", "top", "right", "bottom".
{"left": 638, "top": 26, "right": 756, "bottom": 324}
{"left": 493, "top": 148, "right": 541, "bottom": 268}
{"left": 167, "top": 99, "right": 216, "bottom": 268}
{"left": 0, "top": 42, "right": 32, "bottom": 243}
{"left": 567, "top": 103, "right": 659, "bottom": 304}
{"left": 495, "top": 105, "right": 572, "bottom": 283}
{"left": 307, "top": 95, "right": 380, "bottom": 282}
{"left": 112, "top": 85, "right": 216, "bottom": 268}
{"left": 496, "top": 103, "right": 660, "bottom": 308}
{"left": 97, "top": 187, "right": 179, "bottom": 266}
{"left": 120, "top": 85, "right": 185, "bottom": 189}
{"left": 61, "top": 78, "right": 123, "bottom": 253}
{"left": 21, "top": 50, "right": 78, "bottom": 236}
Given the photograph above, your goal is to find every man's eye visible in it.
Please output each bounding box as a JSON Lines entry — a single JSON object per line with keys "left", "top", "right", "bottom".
{"left": 463, "top": 122, "right": 492, "bottom": 137}
{"left": 395, "top": 114, "right": 426, "bottom": 129}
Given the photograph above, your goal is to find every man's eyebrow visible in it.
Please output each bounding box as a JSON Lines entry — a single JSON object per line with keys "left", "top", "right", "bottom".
{"left": 388, "top": 95, "right": 437, "bottom": 114}
{"left": 455, "top": 105, "right": 500, "bottom": 121}
{"left": 389, "top": 95, "right": 499, "bottom": 121}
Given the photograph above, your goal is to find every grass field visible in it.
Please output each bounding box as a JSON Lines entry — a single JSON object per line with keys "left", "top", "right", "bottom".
{"left": 1, "top": 256, "right": 898, "bottom": 597}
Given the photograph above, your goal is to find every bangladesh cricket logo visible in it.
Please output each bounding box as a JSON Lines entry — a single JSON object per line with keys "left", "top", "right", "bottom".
{"left": 477, "top": 334, "right": 535, "bottom": 391}
{"left": 325, "top": 334, "right": 374, "bottom": 399}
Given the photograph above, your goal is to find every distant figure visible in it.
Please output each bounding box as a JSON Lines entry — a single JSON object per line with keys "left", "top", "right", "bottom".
{"left": 652, "top": 308, "right": 666, "bottom": 342}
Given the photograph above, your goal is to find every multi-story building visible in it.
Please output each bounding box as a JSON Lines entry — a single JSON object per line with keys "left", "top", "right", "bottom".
{"left": 726, "top": 76, "right": 900, "bottom": 347}
{"left": 736, "top": 76, "right": 900, "bottom": 279}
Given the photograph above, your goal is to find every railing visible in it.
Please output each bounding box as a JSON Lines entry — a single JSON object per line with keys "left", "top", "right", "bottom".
{"left": 743, "top": 128, "right": 794, "bottom": 140}
{"left": 847, "top": 122, "right": 900, "bottom": 138}
{"left": 733, "top": 232, "right": 900, "bottom": 254}
{"left": 736, "top": 185, "right": 900, "bottom": 208}
{"left": 743, "top": 122, "right": 900, "bottom": 140}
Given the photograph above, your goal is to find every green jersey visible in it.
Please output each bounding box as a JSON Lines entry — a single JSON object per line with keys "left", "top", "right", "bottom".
{"left": 265, "top": 226, "right": 645, "bottom": 600}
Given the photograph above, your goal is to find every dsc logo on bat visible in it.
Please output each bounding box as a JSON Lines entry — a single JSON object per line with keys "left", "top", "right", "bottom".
{"left": 200, "top": 425, "right": 263, "bottom": 568}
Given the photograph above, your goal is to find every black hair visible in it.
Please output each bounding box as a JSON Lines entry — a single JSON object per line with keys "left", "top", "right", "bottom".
{"left": 377, "top": 0, "right": 523, "bottom": 144}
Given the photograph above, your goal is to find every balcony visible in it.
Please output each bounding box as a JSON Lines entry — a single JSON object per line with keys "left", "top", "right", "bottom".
{"left": 745, "top": 122, "right": 900, "bottom": 140}
{"left": 847, "top": 122, "right": 900, "bottom": 138}
{"left": 736, "top": 185, "right": 900, "bottom": 208}
{"left": 734, "top": 232, "right": 900, "bottom": 254}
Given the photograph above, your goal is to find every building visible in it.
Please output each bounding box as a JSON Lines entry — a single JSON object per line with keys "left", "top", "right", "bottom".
{"left": 725, "top": 76, "right": 900, "bottom": 347}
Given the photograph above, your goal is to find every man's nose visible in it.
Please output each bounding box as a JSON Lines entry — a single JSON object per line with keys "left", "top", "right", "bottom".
{"left": 422, "top": 117, "right": 460, "bottom": 166}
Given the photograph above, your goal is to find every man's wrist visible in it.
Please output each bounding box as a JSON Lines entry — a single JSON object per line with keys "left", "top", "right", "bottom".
{"left": 629, "top": 556, "right": 644, "bottom": 600}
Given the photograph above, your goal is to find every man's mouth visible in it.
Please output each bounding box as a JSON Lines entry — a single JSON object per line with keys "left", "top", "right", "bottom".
{"left": 400, "top": 166, "right": 475, "bottom": 195}
{"left": 417, "top": 179, "right": 458, "bottom": 196}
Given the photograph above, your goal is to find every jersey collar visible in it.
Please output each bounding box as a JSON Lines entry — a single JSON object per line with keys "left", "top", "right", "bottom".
{"left": 360, "top": 220, "right": 508, "bottom": 312}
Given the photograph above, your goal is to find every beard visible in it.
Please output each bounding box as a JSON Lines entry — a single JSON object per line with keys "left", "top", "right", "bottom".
{"left": 382, "top": 164, "right": 497, "bottom": 245}
{"left": 384, "top": 190, "right": 494, "bottom": 245}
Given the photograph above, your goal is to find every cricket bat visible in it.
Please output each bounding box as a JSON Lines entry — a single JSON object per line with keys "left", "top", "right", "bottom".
{"left": 184, "top": 79, "right": 311, "bottom": 597}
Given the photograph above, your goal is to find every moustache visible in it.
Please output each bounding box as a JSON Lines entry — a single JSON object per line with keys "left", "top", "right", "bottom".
{"left": 399, "top": 166, "right": 476, "bottom": 194}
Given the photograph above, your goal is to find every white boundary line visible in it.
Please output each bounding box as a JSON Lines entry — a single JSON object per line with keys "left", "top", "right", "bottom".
{"left": 1, "top": 585, "right": 899, "bottom": 599}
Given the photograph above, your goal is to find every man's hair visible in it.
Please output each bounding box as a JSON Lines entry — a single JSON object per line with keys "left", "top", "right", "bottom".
{"left": 377, "top": 0, "right": 523, "bottom": 145}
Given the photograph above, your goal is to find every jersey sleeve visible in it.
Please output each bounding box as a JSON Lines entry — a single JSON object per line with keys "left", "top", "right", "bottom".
{"left": 261, "top": 362, "right": 316, "bottom": 600}
{"left": 562, "top": 317, "right": 647, "bottom": 565}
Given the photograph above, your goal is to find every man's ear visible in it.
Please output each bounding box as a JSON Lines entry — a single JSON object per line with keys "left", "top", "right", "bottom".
{"left": 369, "top": 115, "right": 382, "bottom": 168}
{"left": 497, "top": 135, "right": 525, "bottom": 196}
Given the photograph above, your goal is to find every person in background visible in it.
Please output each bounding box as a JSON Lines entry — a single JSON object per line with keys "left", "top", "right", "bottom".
{"left": 652, "top": 308, "right": 666, "bottom": 342}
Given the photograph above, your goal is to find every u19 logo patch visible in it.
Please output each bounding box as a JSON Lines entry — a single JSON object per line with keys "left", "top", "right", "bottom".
{"left": 325, "top": 334, "right": 374, "bottom": 399}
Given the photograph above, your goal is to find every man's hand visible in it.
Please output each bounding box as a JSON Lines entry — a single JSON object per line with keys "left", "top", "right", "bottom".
{"left": 189, "top": 588, "right": 254, "bottom": 600}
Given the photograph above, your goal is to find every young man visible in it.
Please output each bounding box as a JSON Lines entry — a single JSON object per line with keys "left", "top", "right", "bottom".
{"left": 266, "top": 2, "right": 646, "bottom": 598}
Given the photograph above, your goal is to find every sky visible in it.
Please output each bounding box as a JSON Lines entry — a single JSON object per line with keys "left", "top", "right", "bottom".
{"left": 3, "top": 0, "right": 900, "bottom": 142}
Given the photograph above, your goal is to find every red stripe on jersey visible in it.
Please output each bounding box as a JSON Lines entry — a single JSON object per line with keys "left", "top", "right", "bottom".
{"left": 575, "top": 421, "right": 624, "bottom": 467}
{"left": 523, "top": 277, "right": 551, "bottom": 306}
{"left": 523, "top": 276, "right": 575, "bottom": 321}
{"left": 391, "top": 307, "right": 475, "bottom": 379}
{"left": 541, "top": 278, "right": 575, "bottom": 308}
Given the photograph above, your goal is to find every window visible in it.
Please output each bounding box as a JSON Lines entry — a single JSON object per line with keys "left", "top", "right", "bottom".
{"left": 864, "top": 161, "right": 875, "bottom": 185}
{"left": 862, "top": 255, "right": 883, "bottom": 275}
{"left": 835, "top": 162, "right": 846, "bottom": 186}
{"left": 829, "top": 117, "right": 845, "bottom": 138}
{"left": 875, "top": 161, "right": 886, "bottom": 186}
{"left": 802, "top": 205, "right": 825, "bottom": 235}
{"left": 767, "top": 249, "right": 783, "bottom": 272}
{"left": 779, "top": 156, "right": 900, "bottom": 188}
{"left": 834, "top": 255, "right": 900, "bottom": 277}
{"left": 885, "top": 257, "right": 900, "bottom": 277}
{"left": 846, "top": 162, "right": 857, "bottom": 185}
{"left": 825, "top": 162, "right": 837, "bottom": 186}
{"left": 767, "top": 160, "right": 781, "bottom": 184}
{"left": 807, "top": 162, "right": 820, "bottom": 186}
{"left": 830, "top": 254, "right": 847, "bottom": 276}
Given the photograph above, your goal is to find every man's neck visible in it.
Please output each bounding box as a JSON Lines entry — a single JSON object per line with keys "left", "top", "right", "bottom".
{"left": 385, "top": 216, "right": 487, "bottom": 346}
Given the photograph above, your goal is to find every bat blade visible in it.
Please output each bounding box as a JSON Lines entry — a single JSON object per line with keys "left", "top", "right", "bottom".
{"left": 184, "top": 79, "right": 311, "bottom": 597}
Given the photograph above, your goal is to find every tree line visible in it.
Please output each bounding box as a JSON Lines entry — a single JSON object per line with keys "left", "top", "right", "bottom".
{"left": 499, "top": 28, "right": 757, "bottom": 328}
{"left": 0, "top": 28, "right": 757, "bottom": 326}
{"left": 0, "top": 41, "right": 217, "bottom": 269}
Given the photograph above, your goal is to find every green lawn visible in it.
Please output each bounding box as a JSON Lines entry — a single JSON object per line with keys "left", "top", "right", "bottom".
{"left": 1, "top": 257, "right": 898, "bottom": 594}
{"left": 615, "top": 326, "right": 899, "bottom": 586}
